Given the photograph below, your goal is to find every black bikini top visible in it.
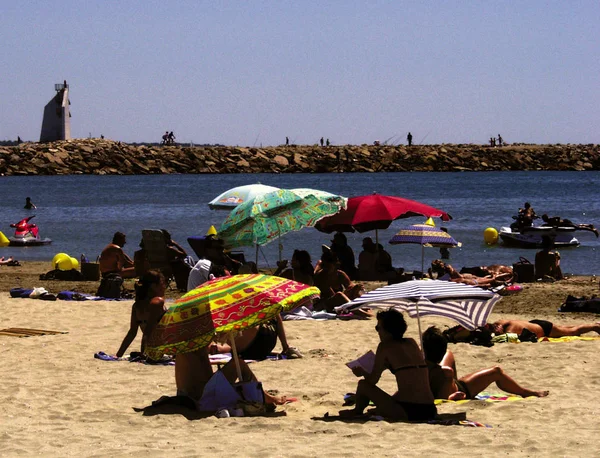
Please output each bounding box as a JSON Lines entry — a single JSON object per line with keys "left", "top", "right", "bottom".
{"left": 389, "top": 364, "right": 428, "bottom": 374}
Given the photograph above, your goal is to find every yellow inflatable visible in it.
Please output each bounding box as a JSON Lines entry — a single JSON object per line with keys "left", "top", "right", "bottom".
{"left": 0, "top": 231, "right": 9, "bottom": 247}
{"left": 484, "top": 227, "right": 499, "bottom": 245}
{"left": 69, "top": 257, "right": 80, "bottom": 270}
{"left": 52, "top": 252, "right": 70, "bottom": 268}
{"left": 57, "top": 257, "right": 73, "bottom": 270}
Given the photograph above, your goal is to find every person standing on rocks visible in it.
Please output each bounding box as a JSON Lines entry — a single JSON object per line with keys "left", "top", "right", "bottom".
{"left": 320, "top": 137, "right": 324, "bottom": 146}
{"left": 407, "top": 132, "right": 413, "bottom": 146}
{"left": 326, "top": 138, "right": 330, "bottom": 146}
{"left": 168, "top": 132, "right": 176, "bottom": 145}
{"left": 162, "top": 132, "right": 169, "bottom": 145}
{"left": 498, "top": 134, "right": 503, "bottom": 146}
{"left": 286, "top": 136, "right": 289, "bottom": 146}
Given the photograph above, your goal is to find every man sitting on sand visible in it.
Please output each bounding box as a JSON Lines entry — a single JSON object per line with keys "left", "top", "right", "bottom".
{"left": 99, "top": 232, "right": 136, "bottom": 279}
{"left": 423, "top": 326, "right": 549, "bottom": 400}
{"left": 490, "top": 319, "right": 600, "bottom": 339}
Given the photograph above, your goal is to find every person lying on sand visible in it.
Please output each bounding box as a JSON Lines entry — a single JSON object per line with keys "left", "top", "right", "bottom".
{"left": 490, "top": 319, "right": 600, "bottom": 339}
{"left": 431, "top": 260, "right": 511, "bottom": 287}
{"left": 338, "top": 309, "right": 437, "bottom": 422}
{"left": 0, "top": 256, "right": 19, "bottom": 266}
{"left": 423, "top": 326, "right": 548, "bottom": 400}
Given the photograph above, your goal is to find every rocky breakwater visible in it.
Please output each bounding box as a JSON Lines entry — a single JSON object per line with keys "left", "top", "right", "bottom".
{"left": 0, "top": 139, "right": 598, "bottom": 175}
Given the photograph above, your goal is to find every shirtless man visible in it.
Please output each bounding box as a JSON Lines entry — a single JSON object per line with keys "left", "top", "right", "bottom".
{"left": 99, "top": 231, "right": 136, "bottom": 278}
{"left": 491, "top": 319, "right": 600, "bottom": 339}
{"left": 423, "top": 326, "right": 548, "bottom": 400}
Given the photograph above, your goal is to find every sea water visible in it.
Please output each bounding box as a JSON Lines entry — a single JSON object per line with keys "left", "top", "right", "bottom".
{"left": 0, "top": 171, "right": 598, "bottom": 275}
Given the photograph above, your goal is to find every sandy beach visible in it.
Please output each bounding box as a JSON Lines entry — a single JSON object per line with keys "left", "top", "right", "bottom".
{"left": 1, "top": 262, "right": 599, "bottom": 457}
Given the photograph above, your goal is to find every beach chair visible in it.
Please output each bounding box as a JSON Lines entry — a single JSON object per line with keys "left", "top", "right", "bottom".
{"left": 141, "top": 229, "right": 174, "bottom": 285}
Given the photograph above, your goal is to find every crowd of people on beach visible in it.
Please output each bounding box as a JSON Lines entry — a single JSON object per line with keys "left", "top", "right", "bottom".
{"left": 84, "top": 224, "right": 600, "bottom": 422}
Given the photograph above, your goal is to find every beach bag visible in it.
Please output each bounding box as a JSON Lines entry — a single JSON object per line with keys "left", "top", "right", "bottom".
{"left": 96, "top": 274, "right": 123, "bottom": 298}
{"left": 512, "top": 257, "right": 535, "bottom": 283}
{"left": 234, "top": 381, "right": 267, "bottom": 416}
{"left": 81, "top": 262, "right": 100, "bottom": 281}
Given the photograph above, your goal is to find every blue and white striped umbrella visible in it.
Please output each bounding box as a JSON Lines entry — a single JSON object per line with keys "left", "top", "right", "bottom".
{"left": 337, "top": 279, "right": 501, "bottom": 332}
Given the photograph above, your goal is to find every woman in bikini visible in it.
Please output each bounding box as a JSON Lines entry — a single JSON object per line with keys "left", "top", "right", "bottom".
{"left": 273, "top": 249, "right": 314, "bottom": 286}
{"left": 115, "top": 270, "right": 168, "bottom": 358}
{"left": 431, "top": 260, "right": 509, "bottom": 287}
{"left": 313, "top": 248, "right": 364, "bottom": 312}
{"left": 423, "top": 326, "right": 548, "bottom": 400}
{"left": 339, "top": 309, "right": 437, "bottom": 422}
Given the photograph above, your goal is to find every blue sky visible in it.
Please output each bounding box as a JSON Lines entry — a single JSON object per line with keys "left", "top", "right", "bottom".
{"left": 2, "top": 1, "right": 599, "bottom": 145}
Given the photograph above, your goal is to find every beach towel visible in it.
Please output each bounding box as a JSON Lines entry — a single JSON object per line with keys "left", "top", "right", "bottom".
{"left": 434, "top": 391, "right": 536, "bottom": 405}
{"left": 93, "top": 351, "right": 175, "bottom": 365}
{"left": 58, "top": 291, "right": 102, "bottom": 301}
{"left": 541, "top": 336, "right": 600, "bottom": 343}
{"left": 0, "top": 328, "right": 67, "bottom": 338}
{"left": 282, "top": 306, "right": 363, "bottom": 321}
{"left": 93, "top": 351, "right": 257, "bottom": 366}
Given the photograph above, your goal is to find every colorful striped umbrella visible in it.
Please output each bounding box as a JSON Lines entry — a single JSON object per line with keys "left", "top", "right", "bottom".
{"left": 218, "top": 188, "right": 347, "bottom": 260}
{"left": 145, "top": 274, "right": 320, "bottom": 379}
{"left": 389, "top": 223, "right": 461, "bottom": 272}
{"left": 337, "top": 279, "right": 501, "bottom": 348}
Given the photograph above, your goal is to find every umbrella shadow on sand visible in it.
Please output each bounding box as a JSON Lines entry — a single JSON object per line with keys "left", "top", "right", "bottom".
{"left": 312, "top": 411, "right": 468, "bottom": 424}
{"left": 134, "top": 395, "right": 288, "bottom": 419}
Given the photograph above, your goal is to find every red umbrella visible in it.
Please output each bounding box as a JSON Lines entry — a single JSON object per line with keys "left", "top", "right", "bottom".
{"left": 315, "top": 193, "right": 451, "bottom": 234}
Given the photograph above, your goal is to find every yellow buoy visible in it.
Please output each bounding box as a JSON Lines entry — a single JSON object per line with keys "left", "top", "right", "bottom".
{"left": 52, "top": 252, "right": 70, "bottom": 268}
{"left": 484, "top": 227, "right": 499, "bottom": 245}
{"left": 69, "top": 257, "right": 80, "bottom": 270}
{"left": 0, "top": 231, "right": 9, "bottom": 247}
{"left": 57, "top": 257, "right": 73, "bottom": 271}
{"left": 206, "top": 225, "right": 218, "bottom": 236}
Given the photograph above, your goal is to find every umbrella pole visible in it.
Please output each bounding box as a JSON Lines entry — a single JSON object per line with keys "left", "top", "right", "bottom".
{"left": 255, "top": 244, "right": 259, "bottom": 267}
{"left": 415, "top": 302, "right": 425, "bottom": 355}
{"left": 421, "top": 245, "right": 425, "bottom": 274}
{"left": 228, "top": 333, "right": 244, "bottom": 382}
{"left": 278, "top": 234, "right": 282, "bottom": 262}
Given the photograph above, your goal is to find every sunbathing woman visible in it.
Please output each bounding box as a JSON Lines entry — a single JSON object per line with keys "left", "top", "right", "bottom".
{"left": 313, "top": 248, "right": 364, "bottom": 313}
{"left": 339, "top": 309, "right": 437, "bottom": 421}
{"left": 0, "top": 256, "right": 19, "bottom": 266}
{"left": 273, "top": 249, "right": 314, "bottom": 286}
{"left": 423, "top": 326, "right": 549, "bottom": 400}
{"left": 115, "top": 270, "right": 168, "bottom": 358}
{"left": 431, "top": 260, "right": 510, "bottom": 287}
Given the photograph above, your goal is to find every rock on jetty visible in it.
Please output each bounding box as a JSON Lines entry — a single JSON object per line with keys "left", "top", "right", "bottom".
{"left": 0, "top": 139, "right": 598, "bottom": 175}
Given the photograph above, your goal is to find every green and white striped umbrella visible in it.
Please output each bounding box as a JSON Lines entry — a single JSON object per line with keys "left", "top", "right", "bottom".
{"left": 218, "top": 188, "right": 347, "bottom": 253}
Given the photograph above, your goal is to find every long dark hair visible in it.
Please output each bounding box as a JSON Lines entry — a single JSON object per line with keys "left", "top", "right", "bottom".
{"left": 135, "top": 270, "right": 165, "bottom": 301}
{"left": 293, "top": 249, "right": 313, "bottom": 276}
{"left": 376, "top": 308, "right": 407, "bottom": 341}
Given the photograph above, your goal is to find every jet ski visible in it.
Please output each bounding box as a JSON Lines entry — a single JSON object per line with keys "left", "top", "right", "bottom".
{"left": 8, "top": 216, "right": 52, "bottom": 246}
{"left": 499, "top": 213, "right": 598, "bottom": 248}
{"left": 499, "top": 225, "right": 580, "bottom": 248}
